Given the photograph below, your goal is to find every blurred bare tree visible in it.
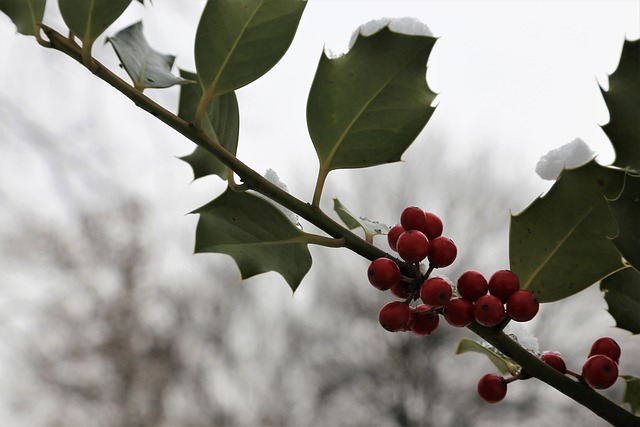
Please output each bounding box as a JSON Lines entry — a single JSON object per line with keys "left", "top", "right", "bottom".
{"left": 0, "top": 100, "right": 621, "bottom": 427}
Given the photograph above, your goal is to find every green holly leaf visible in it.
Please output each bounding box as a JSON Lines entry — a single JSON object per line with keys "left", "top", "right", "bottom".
{"left": 107, "top": 22, "right": 192, "bottom": 90}
{"left": 194, "top": 0, "right": 306, "bottom": 98}
{"left": 59, "top": 0, "right": 132, "bottom": 47}
{"left": 600, "top": 267, "right": 640, "bottom": 334}
{"left": 510, "top": 161, "right": 626, "bottom": 302}
{"left": 307, "top": 26, "right": 437, "bottom": 202}
{"left": 622, "top": 375, "right": 640, "bottom": 415}
{"left": 193, "top": 188, "right": 312, "bottom": 291}
{"left": 602, "top": 39, "right": 640, "bottom": 172}
{"left": 333, "top": 198, "right": 388, "bottom": 243}
{"left": 455, "top": 338, "right": 520, "bottom": 376}
{"left": 0, "top": 0, "right": 45, "bottom": 36}
{"left": 608, "top": 173, "right": 640, "bottom": 271}
{"left": 178, "top": 70, "right": 239, "bottom": 181}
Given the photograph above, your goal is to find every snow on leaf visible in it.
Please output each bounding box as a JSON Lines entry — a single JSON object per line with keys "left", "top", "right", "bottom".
{"left": 308, "top": 25, "right": 437, "bottom": 203}
{"left": 249, "top": 169, "right": 300, "bottom": 228}
{"left": 333, "top": 198, "right": 388, "bottom": 242}
{"left": 455, "top": 338, "right": 520, "bottom": 376}
{"left": 107, "top": 22, "right": 192, "bottom": 90}
{"left": 503, "top": 322, "right": 539, "bottom": 353}
{"left": 535, "top": 138, "right": 595, "bottom": 181}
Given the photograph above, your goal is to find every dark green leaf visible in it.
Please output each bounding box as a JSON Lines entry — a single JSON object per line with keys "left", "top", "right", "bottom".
{"left": 608, "top": 173, "right": 640, "bottom": 270}
{"left": 601, "top": 267, "right": 640, "bottom": 334}
{"left": 59, "top": 0, "right": 132, "bottom": 46}
{"left": 333, "top": 198, "right": 388, "bottom": 242}
{"left": 510, "top": 161, "right": 626, "bottom": 302}
{"left": 622, "top": 375, "right": 640, "bottom": 415}
{"left": 307, "top": 26, "right": 437, "bottom": 178}
{"left": 107, "top": 21, "right": 191, "bottom": 90}
{"left": 194, "top": 0, "right": 306, "bottom": 97}
{"left": 178, "top": 70, "right": 239, "bottom": 180}
{"left": 455, "top": 338, "right": 520, "bottom": 376}
{"left": 602, "top": 39, "right": 640, "bottom": 172}
{"left": 193, "top": 188, "right": 311, "bottom": 291}
{"left": 0, "top": 0, "right": 45, "bottom": 36}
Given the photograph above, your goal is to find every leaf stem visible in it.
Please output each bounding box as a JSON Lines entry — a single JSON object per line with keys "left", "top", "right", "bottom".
{"left": 304, "top": 233, "right": 346, "bottom": 248}
{"left": 312, "top": 166, "right": 329, "bottom": 207}
{"left": 194, "top": 83, "right": 215, "bottom": 129}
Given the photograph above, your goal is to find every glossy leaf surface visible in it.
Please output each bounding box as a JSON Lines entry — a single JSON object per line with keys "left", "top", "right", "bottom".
{"left": 59, "top": 0, "right": 132, "bottom": 46}
{"left": 307, "top": 26, "right": 437, "bottom": 175}
{"left": 0, "top": 0, "right": 45, "bottom": 36}
{"left": 193, "top": 188, "right": 311, "bottom": 291}
{"left": 510, "top": 161, "right": 625, "bottom": 302}
{"left": 194, "top": 0, "right": 306, "bottom": 97}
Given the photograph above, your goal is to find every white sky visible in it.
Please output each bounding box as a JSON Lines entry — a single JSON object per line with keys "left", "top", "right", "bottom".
{"left": 1, "top": 1, "right": 638, "bottom": 206}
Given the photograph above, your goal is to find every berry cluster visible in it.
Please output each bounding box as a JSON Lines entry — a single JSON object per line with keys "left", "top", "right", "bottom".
{"left": 367, "top": 206, "right": 539, "bottom": 336}
{"left": 477, "top": 337, "right": 622, "bottom": 404}
{"left": 541, "top": 337, "right": 621, "bottom": 390}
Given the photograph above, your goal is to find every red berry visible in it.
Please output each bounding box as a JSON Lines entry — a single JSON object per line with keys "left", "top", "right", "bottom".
{"left": 506, "top": 290, "right": 539, "bottom": 322}
{"left": 420, "top": 277, "right": 452, "bottom": 307}
{"left": 477, "top": 374, "right": 507, "bottom": 403}
{"left": 367, "top": 258, "right": 401, "bottom": 291}
{"left": 457, "top": 270, "right": 488, "bottom": 301}
{"left": 588, "top": 337, "right": 621, "bottom": 364}
{"left": 540, "top": 351, "right": 567, "bottom": 374}
{"left": 582, "top": 354, "right": 619, "bottom": 389}
{"left": 396, "top": 230, "right": 429, "bottom": 263}
{"left": 400, "top": 206, "right": 426, "bottom": 232}
{"left": 387, "top": 224, "right": 405, "bottom": 252}
{"left": 423, "top": 212, "right": 443, "bottom": 241}
{"left": 474, "top": 295, "right": 506, "bottom": 327}
{"left": 409, "top": 304, "right": 440, "bottom": 336}
{"left": 488, "top": 270, "right": 520, "bottom": 302}
{"left": 389, "top": 281, "right": 411, "bottom": 299}
{"left": 443, "top": 297, "right": 474, "bottom": 327}
{"left": 378, "top": 301, "right": 412, "bottom": 332}
{"left": 427, "top": 236, "right": 457, "bottom": 268}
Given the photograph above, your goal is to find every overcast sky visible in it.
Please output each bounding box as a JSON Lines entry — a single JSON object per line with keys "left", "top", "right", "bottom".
{"left": 1, "top": 1, "right": 638, "bottom": 209}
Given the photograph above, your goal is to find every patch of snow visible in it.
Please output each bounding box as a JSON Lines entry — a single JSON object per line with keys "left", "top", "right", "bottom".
{"left": 535, "top": 138, "right": 595, "bottom": 180}
{"left": 325, "top": 17, "right": 432, "bottom": 59}
{"left": 504, "top": 322, "right": 540, "bottom": 353}
{"left": 259, "top": 169, "right": 301, "bottom": 228}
